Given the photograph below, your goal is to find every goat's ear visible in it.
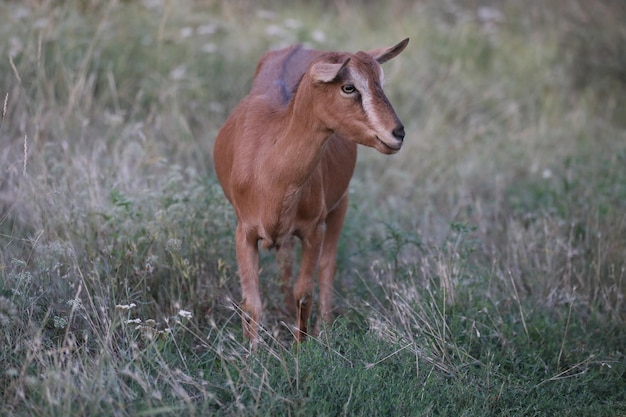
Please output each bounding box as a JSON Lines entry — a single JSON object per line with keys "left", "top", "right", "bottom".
{"left": 310, "top": 58, "right": 351, "bottom": 83}
{"left": 367, "top": 38, "right": 409, "bottom": 64}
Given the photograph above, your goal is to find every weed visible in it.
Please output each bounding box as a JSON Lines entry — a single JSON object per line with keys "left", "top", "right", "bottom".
{"left": 0, "top": 1, "right": 624, "bottom": 416}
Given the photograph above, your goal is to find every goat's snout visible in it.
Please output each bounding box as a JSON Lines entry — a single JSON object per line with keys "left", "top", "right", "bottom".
{"left": 392, "top": 124, "right": 405, "bottom": 141}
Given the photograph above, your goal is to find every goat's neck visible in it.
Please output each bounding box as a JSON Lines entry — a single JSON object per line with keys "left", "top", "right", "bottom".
{"left": 269, "top": 82, "right": 331, "bottom": 189}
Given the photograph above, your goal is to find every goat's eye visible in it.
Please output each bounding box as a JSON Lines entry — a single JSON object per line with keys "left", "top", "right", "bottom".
{"left": 341, "top": 84, "right": 356, "bottom": 95}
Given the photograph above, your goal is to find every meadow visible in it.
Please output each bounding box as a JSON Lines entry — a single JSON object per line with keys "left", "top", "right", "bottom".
{"left": 1, "top": 0, "right": 625, "bottom": 415}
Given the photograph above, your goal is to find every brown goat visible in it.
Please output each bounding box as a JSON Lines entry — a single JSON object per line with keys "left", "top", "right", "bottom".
{"left": 213, "top": 39, "right": 409, "bottom": 346}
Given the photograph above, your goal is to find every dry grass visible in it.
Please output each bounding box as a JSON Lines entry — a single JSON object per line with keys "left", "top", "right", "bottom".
{"left": 0, "top": 0, "right": 625, "bottom": 415}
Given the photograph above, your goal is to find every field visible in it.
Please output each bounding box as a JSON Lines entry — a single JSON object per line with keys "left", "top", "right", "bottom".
{"left": 1, "top": 0, "right": 625, "bottom": 415}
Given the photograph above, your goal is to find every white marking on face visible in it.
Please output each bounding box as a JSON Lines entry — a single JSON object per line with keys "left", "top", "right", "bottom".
{"left": 352, "top": 68, "right": 388, "bottom": 139}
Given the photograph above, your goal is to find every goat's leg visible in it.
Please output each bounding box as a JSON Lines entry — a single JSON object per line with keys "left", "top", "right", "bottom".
{"left": 292, "top": 224, "right": 324, "bottom": 342}
{"left": 276, "top": 235, "right": 297, "bottom": 317}
{"left": 317, "top": 196, "right": 349, "bottom": 333}
{"left": 235, "top": 224, "right": 262, "bottom": 347}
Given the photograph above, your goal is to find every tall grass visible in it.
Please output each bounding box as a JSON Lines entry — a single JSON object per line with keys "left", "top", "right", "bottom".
{"left": 1, "top": 0, "right": 625, "bottom": 415}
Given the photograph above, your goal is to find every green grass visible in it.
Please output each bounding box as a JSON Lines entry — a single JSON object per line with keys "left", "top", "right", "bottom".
{"left": 1, "top": 1, "right": 625, "bottom": 416}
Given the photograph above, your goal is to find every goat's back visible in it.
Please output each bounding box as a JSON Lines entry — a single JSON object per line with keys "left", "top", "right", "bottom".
{"left": 251, "top": 44, "right": 323, "bottom": 106}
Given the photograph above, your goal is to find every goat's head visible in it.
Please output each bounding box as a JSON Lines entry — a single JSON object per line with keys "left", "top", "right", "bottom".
{"left": 307, "top": 38, "right": 409, "bottom": 155}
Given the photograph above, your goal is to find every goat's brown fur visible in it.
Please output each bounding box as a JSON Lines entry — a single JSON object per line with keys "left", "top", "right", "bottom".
{"left": 213, "top": 39, "right": 409, "bottom": 346}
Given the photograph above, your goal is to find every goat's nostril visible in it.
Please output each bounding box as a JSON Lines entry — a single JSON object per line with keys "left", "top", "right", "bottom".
{"left": 393, "top": 125, "right": 405, "bottom": 141}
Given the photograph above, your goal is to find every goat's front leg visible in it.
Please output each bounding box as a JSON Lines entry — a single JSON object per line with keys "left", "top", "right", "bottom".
{"left": 293, "top": 224, "right": 324, "bottom": 342}
{"left": 235, "top": 223, "right": 262, "bottom": 347}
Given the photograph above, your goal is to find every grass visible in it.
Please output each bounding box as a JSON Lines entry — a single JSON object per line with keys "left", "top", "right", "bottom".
{"left": 1, "top": 0, "right": 625, "bottom": 416}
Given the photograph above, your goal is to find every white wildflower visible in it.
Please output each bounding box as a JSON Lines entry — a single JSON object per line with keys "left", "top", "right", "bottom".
{"left": 178, "top": 309, "right": 192, "bottom": 319}
{"left": 284, "top": 18, "right": 301, "bottom": 29}
{"left": 169, "top": 65, "right": 187, "bottom": 81}
{"left": 197, "top": 24, "right": 217, "bottom": 35}
{"left": 179, "top": 27, "right": 193, "bottom": 38}
{"left": 166, "top": 238, "right": 182, "bottom": 253}
{"left": 53, "top": 316, "right": 68, "bottom": 329}
{"left": 257, "top": 10, "right": 276, "bottom": 20}
{"left": 265, "top": 25, "right": 286, "bottom": 37}
{"left": 311, "top": 30, "right": 326, "bottom": 43}
{"left": 201, "top": 43, "right": 217, "bottom": 54}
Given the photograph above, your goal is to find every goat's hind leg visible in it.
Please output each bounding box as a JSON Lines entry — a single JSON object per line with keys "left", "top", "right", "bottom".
{"left": 293, "top": 225, "right": 324, "bottom": 342}
{"left": 277, "top": 235, "right": 297, "bottom": 317}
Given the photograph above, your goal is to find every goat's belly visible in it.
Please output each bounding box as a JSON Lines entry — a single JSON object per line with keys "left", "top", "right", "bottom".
{"left": 257, "top": 212, "right": 324, "bottom": 250}
{"left": 257, "top": 221, "right": 294, "bottom": 250}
